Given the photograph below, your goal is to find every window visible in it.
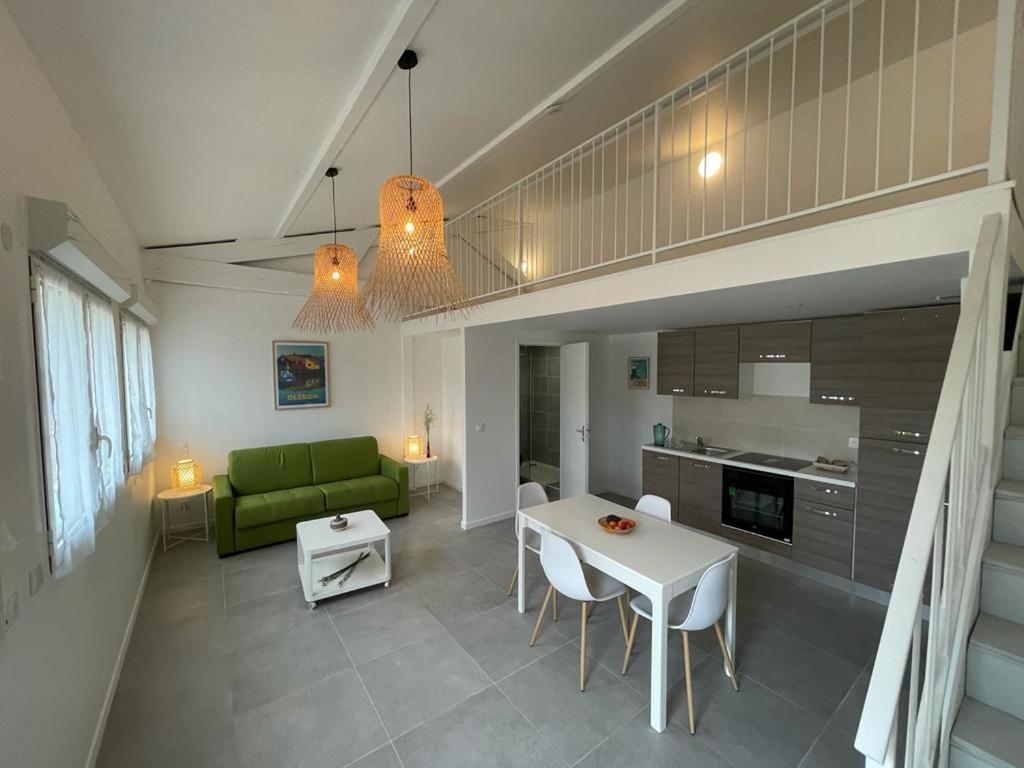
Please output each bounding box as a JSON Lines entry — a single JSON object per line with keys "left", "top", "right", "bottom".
{"left": 32, "top": 261, "right": 125, "bottom": 577}
{"left": 122, "top": 315, "right": 156, "bottom": 474}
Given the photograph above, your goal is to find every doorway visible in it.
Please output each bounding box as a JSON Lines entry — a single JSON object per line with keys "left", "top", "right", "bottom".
{"left": 519, "top": 345, "right": 561, "bottom": 500}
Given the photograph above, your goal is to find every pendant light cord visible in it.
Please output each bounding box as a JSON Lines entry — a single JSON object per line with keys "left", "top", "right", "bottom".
{"left": 407, "top": 67, "right": 414, "bottom": 176}
{"left": 331, "top": 174, "right": 337, "bottom": 245}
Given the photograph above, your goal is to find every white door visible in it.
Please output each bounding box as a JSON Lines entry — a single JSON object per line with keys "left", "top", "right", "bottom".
{"left": 559, "top": 342, "right": 589, "bottom": 498}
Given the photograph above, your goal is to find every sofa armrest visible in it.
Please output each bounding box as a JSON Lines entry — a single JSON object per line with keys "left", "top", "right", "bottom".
{"left": 212, "top": 474, "right": 236, "bottom": 556}
{"left": 380, "top": 454, "right": 409, "bottom": 516}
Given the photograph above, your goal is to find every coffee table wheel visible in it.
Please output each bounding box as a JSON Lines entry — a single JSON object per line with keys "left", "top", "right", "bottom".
{"left": 307, "top": 601, "right": 317, "bottom": 610}
{"left": 385, "top": 580, "right": 390, "bottom": 588}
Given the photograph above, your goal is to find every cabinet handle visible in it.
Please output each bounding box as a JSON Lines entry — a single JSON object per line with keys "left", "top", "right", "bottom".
{"left": 819, "top": 394, "right": 855, "bottom": 402}
{"left": 708, "top": 389, "right": 727, "bottom": 396}
{"left": 655, "top": 456, "right": 671, "bottom": 462}
{"left": 891, "top": 447, "right": 922, "bottom": 456}
{"left": 893, "top": 429, "right": 924, "bottom": 438}
{"left": 811, "top": 485, "right": 838, "bottom": 495}
{"left": 758, "top": 353, "right": 787, "bottom": 360}
{"left": 809, "top": 507, "right": 838, "bottom": 518}
{"left": 672, "top": 387, "right": 687, "bottom": 393}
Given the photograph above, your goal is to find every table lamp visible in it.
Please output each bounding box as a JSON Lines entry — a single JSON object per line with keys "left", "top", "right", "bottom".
{"left": 170, "top": 458, "right": 202, "bottom": 489}
{"left": 404, "top": 434, "right": 423, "bottom": 459}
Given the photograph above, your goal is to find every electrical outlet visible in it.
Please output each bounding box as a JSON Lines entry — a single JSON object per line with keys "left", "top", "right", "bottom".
{"left": 3, "top": 588, "right": 19, "bottom": 629}
{"left": 848, "top": 437, "right": 860, "bottom": 449}
{"left": 28, "top": 564, "right": 44, "bottom": 597}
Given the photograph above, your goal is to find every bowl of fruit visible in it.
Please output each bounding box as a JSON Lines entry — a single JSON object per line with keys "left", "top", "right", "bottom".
{"left": 598, "top": 514, "right": 637, "bottom": 534}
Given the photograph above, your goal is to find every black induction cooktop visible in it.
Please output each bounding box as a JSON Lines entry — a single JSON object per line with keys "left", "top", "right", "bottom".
{"left": 730, "top": 452, "right": 809, "bottom": 472}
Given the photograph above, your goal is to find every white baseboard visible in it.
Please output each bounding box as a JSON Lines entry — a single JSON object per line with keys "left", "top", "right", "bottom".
{"left": 461, "top": 509, "right": 515, "bottom": 530}
{"left": 85, "top": 531, "right": 159, "bottom": 768}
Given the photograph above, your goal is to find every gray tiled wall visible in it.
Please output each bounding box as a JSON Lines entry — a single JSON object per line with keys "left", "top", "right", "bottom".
{"left": 520, "top": 346, "right": 560, "bottom": 468}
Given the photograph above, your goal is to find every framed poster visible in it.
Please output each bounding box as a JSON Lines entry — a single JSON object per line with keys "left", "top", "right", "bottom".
{"left": 273, "top": 341, "right": 330, "bottom": 409}
{"left": 628, "top": 356, "right": 650, "bottom": 390}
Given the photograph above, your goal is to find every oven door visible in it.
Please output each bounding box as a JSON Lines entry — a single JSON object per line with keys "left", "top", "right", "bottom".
{"left": 722, "top": 466, "right": 793, "bottom": 543}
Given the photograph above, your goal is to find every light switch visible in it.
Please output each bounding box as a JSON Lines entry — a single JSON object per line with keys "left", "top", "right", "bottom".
{"left": 848, "top": 437, "right": 859, "bottom": 449}
{"left": 475, "top": 423, "right": 485, "bottom": 433}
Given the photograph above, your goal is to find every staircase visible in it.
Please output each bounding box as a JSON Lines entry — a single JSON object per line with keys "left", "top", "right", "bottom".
{"left": 949, "top": 377, "right": 1024, "bottom": 768}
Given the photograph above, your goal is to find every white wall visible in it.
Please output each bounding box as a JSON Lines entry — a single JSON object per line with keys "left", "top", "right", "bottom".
{"left": 441, "top": 332, "right": 465, "bottom": 489}
{"left": 148, "top": 282, "right": 405, "bottom": 502}
{"left": 0, "top": 7, "right": 157, "bottom": 767}
{"left": 589, "top": 332, "right": 673, "bottom": 499}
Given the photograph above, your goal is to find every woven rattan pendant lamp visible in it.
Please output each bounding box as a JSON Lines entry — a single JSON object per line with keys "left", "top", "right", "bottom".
{"left": 363, "top": 49, "right": 469, "bottom": 322}
{"left": 293, "top": 168, "right": 374, "bottom": 333}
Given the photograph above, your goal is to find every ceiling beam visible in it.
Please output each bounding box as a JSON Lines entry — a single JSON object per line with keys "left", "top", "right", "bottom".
{"left": 435, "top": 0, "right": 693, "bottom": 189}
{"left": 142, "top": 251, "right": 310, "bottom": 296}
{"left": 145, "top": 228, "right": 379, "bottom": 265}
{"left": 273, "top": 0, "right": 436, "bottom": 238}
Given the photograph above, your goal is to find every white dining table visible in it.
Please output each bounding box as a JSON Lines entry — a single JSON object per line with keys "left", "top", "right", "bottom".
{"left": 516, "top": 493, "right": 739, "bottom": 732}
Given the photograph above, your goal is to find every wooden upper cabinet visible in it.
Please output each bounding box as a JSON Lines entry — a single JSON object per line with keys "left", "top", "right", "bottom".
{"left": 809, "top": 316, "right": 862, "bottom": 406}
{"left": 739, "top": 321, "right": 811, "bottom": 363}
{"left": 694, "top": 326, "right": 739, "bottom": 399}
{"left": 656, "top": 330, "right": 695, "bottom": 396}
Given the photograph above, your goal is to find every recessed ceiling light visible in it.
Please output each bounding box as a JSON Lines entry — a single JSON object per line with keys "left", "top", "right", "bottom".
{"left": 698, "top": 151, "right": 723, "bottom": 178}
{"left": 544, "top": 103, "right": 563, "bottom": 117}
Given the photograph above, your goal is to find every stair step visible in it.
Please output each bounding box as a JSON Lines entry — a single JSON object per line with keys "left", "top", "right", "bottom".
{"left": 995, "top": 479, "right": 1024, "bottom": 501}
{"left": 967, "top": 614, "right": 1024, "bottom": 720}
{"left": 951, "top": 698, "right": 1024, "bottom": 768}
{"left": 1002, "top": 430, "right": 1024, "bottom": 481}
{"left": 994, "top": 481, "right": 1024, "bottom": 546}
{"left": 1012, "top": 381, "right": 1024, "bottom": 426}
{"left": 982, "top": 542, "right": 1024, "bottom": 624}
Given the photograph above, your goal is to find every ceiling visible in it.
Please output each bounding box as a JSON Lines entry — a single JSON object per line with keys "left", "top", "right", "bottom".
{"left": 504, "top": 252, "right": 971, "bottom": 335}
{"left": 5, "top": 0, "right": 677, "bottom": 248}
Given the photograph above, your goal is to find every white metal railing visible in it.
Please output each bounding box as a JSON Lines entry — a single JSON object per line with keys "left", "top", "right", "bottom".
{"left": 854, "top": 212, "right": 1011, "bottom": 767}
{"left": 441, "top": 0, "right": 1000, "bottom": 309}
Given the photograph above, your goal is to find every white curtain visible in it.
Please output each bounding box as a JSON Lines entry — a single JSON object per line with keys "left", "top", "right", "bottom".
{"left": 86, "top": 294, "right": 125, "bottom": 527}
{"left": 34, "top": 264, "right": 98, "bottom": 577}
{"left": 139, "top": 324, "right": 157, "bottom": 462}
{"left": 123, "top": 316, "right": 156, "bottom": 473}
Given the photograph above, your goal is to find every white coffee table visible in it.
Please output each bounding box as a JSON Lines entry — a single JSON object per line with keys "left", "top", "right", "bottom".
{"left": 296, "top": 510, "right": 392, "bottom": 609}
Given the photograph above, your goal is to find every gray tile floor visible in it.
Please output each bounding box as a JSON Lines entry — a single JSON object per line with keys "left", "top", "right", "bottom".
{"left": 97, "top": 487, "right": 886, "bottom": 768}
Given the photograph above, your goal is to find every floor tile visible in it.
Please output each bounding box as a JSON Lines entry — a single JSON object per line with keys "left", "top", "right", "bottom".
{"left": 576, "top": 707, "right": 732, "bottom": 768}
{"left": 389, "top": 544, "right": 465, "bottom": 590}
{"left": 224, "top": 557, "right": 301, "bottom": 606}
{"left": 447, "top": 601, "right": 571, "bottom": 681}
{"left": 226, "top": 585, "right": 323, "bottom": 649}
{"left": 325, "top": 581, "right": 408, "bottom": 617}
{"left": 147, "top": 539, "right": 223, "bottom": 588}
{"left": 393, "top": 686, "right": 563, "bottom": 768}
{"left": 332, "top": 591, "right": 445, "bottom": 665}
{"left": 357, "top": 632, "right": 491, "bottom": 737}
{"left": 228, "top": 616, "right": 350, "bottom": 715}
{"left": 583, "top": 610, "right": 694, "bottom": 697}
{"left": 799, "top": 724, "right": 862, "bottom": 768}
{"left": 672, "top": 658, "right": 826, "bottom": 768}
{"left": 345, "top": 744, "right": 403, "bottom": 768}
{"left": 220, "top": 540, "right": 295, "bottom": 575}
{"left": 234, "top": 670, "right": 388, "bottom": 768}
{"left": 498, "top": 643, "right": 645, "bottom": 764}
{"left": 411, "top": 568, "right": 509, "bottom": 627}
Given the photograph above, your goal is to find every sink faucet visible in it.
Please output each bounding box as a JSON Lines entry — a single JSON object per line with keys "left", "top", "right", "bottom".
{"left": 696, "top": 435, "right": 705, "bottom": 451}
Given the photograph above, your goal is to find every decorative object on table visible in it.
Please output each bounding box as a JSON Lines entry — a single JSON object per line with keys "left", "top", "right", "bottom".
{"left": 292, "top": 167, "right": 374, "bottom": 334}
{"left": 652, "top": 422, "right": 670, "bottom": 447}
{"left": 318, "top": 551, "right": 370, "bottom": 587}
{"left": 598, "top": 514, "right": 637, "bottom": 534}
{"left": 329, "top": 514, "right": 348, "bottom": 531}
{"left": 628, "top": 356, "right": 650, "bottom": 389}
{"left": 169, "top": 457, "right": 202, "bottom": 489}
{"left": 362, "top": 49, "right": 469, "bottom": 321}
{"left": 404, "top": 434, "right": 424, "bottom": 459}
{"left": 422, "top": 403, "right": 436, "bottom": 458}
{"left": 273, "top": 340, "right": 329, "bottom": 409}
{"left": 812, "top": 456, "right": 850, "bottom": 474}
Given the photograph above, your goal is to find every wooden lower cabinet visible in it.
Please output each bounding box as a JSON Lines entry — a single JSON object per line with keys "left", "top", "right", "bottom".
{"left": 677, "top": 457, "right": 722, "bottom": 534}
{"left": 642, "top": 451, "right": 678, "bottom": 513}
{"left": 792, "top": 500, "right": 853, "bottom": 577}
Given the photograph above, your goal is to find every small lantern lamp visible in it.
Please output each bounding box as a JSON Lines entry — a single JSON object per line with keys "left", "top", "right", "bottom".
{"left": 404, "top": 434, "right": 424, "bottom": 459}
{"left": 170, "top": 458, "right": 202, "bottom": 489}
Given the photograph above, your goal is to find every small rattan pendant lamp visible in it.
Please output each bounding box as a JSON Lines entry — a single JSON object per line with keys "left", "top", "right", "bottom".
{"left": 363, "top": 49, "right": 469, "bottom": 322}
{"left": 293, "top": 167, "right": 374, "bottom": 333}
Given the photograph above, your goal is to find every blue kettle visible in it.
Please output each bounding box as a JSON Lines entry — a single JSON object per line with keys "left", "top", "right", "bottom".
{"left": 653, "top": 423, "right": 670, "bottom": 446}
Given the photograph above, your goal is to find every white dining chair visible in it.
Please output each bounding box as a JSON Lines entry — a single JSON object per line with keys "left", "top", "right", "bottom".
{"left": 621, "top": 557, "right": 738, "bottom": 733}
{"left": 635, "top": 494, "right": 671, "bottom": 522}
{"left": 529, "top": 529, "right": 630, "bottom": 691}
{"left": 507, "top": 482, "right": 551, "bottom": 605}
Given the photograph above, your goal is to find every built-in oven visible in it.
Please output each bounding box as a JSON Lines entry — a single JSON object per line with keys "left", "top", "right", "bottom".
{"left": 721, "top": 466, "right": 793, "bottom": 544}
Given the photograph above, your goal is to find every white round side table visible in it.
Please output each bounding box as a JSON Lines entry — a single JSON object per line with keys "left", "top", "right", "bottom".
{"left": 156, "top": 484, "right": 213, "bottom": 552}
{"left": 405, "top": 455, "right": 440, "bottom": 501}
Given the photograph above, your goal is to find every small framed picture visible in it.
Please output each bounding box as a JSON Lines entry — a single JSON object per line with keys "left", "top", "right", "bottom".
{"left": 628, "top": 356, "right": 650, "bottom": 390}
{"left": 273, "top": 340, "right": 330, "bottom": 409}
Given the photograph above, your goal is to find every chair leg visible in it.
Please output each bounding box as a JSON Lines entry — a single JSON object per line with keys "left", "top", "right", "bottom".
{"left": 529, "top": 586, "right": 553, "bottom": 647}
{"left": 506, "top": 566, "right": 518, "bottom": 597}
{"left": 714, "top": 621, "right": 739, "bottom": 692}
{"left": 585, "top": 601, "right": 593, "bottom": 621}
{"left": 616, "top": 595, "right": 629, "bottom": 642}
{"left": 579, "top": 602, "right": 588, "bottom": 692}
{"left": 682, "top": 631, "right": 696, "bottom": 734}
{"left": 552, "top": 589, "right": 558, "bottom": 621}
{"left": 621, "top": 612, "right": 640, "bottom": 675}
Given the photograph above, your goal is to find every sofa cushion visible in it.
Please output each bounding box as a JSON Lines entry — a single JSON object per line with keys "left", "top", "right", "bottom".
{"left": 318, "top": 475, "right": 398, "bottom": 510}
{"left": 309, "top": 436, "right": 380, "bottom": 484}
{"left": 235, "top": 486, "right": 325, "bottom": 530}
{"left": 229, "top": 443, "right": 313, "bottom": 496}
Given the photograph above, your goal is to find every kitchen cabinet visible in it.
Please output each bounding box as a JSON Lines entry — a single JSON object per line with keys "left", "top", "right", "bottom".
{"left": 739, "top": 321, "right": 811, "bottom": 363}
{"left": 792, "top": 499, "right": 853, "bottom": 577}
{"left": 676, "top": 456, "right": 722, "bottom": 534}
{"left": 794, "top": 477, "right": 855, "bottom": 510}
{"left": 809, "top": 316, "right": 861, "bottom": 406}
{"left": 657, "top": 329, "right": 695, "bottom": 396}
{"left": 694, "top": 326, "right": 739, "bottom": 399}
{"left": 642, "top": 451, "right": 678, "bottom": 513}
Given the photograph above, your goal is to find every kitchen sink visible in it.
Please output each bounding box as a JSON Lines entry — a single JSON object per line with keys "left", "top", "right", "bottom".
{"left": 675, "top": 442, "right": 732, "bottom": 456}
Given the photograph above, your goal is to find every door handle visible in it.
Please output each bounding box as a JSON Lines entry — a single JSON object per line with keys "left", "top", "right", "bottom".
{"left": 576, "top": 425, "right": 589, "bottom": 444}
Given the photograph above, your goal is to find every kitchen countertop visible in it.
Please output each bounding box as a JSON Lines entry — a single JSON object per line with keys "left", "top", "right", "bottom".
{"left": 642, "top": 443, "right": 857, "bottom": 488}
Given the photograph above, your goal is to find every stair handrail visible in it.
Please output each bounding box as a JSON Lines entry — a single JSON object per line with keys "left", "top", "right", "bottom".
{"left": 855, "top": 212, "right": 1007, "bottom": 767}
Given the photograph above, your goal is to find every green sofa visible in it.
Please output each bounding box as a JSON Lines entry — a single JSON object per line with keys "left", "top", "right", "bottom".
{"left": 213, "top": 436, "right": 408, "bottom": 557}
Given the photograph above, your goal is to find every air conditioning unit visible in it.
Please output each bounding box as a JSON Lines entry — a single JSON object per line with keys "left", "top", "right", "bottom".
{"left": 27, "top": 197, "right": 131, "bottom": 303}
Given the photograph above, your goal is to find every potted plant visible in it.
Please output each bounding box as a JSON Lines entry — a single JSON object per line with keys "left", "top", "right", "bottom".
{"left": 423, "top": 403, "right": 436, "bottom": 458}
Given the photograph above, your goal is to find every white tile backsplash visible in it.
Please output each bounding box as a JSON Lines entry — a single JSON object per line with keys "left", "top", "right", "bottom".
{"left": 672, "top": 394, "right": 859, "bottom": 463}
